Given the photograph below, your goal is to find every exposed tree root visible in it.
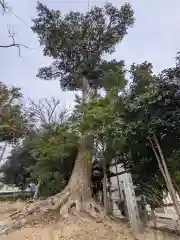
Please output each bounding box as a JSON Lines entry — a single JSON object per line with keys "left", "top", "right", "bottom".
{"left": 83, "top": 198, "right": 104, "bottom": 219}
{"left": 0, "top": 187, "right": 70, "bottom": 235}
{"left": 0, "top": 187, "right": 104, "bottom": 236}
{"left": 59, "top": 196, "right": 104, "bottom": 221}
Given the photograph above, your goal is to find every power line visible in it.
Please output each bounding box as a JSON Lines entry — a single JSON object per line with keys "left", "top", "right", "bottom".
{"left": 1, "top": 4, "right": 38, "bottom": 52}
{"left": 11, "top": 11, "right": 31, "bottom": 29}
{"left": 0, "top": 1, "right": 32, "bottom": 30}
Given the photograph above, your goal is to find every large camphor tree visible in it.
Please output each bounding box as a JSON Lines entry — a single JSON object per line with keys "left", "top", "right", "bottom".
{"left": 31, "top": 1, "right": 134, "bottom": 217}
{"left": 0, "top": 2, "right": 134, "bottom": 233}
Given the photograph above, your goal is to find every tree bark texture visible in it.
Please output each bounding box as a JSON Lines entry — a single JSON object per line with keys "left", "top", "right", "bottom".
{"left": 68, "top": 133, "right": 93, "bottom": 200}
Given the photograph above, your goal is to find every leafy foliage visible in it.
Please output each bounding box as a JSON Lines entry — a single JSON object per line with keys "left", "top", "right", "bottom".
{"left": 1, "top": 135, "right": 37, "bottom": 189}
{"left": 32, "top": 2, "right": 134, "bottom": 91}
{"left": 0, "top": 82, "right": 28, "bottom": 143}
{"left": 29, "top": 124, "right": 78, "bottom": 196}
{"left": 2, "top": 124, "right": 78, "bottom": 196}
{"left": 119, "top": 58, "right": 180, "bottom": 205}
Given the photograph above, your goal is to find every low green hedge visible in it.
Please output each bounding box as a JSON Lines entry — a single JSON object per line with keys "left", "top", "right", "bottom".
{"left": 0, "top": 191, "right": 32, "bottom": 201}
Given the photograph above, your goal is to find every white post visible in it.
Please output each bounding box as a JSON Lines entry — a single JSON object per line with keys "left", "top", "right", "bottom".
{"left": 123, "top": 173, "right": 141, "bottom": 234}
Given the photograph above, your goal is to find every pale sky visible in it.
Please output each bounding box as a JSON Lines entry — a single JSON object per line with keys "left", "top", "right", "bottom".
{"left": 1, "top": 0, "right": 180, "bottom": 107}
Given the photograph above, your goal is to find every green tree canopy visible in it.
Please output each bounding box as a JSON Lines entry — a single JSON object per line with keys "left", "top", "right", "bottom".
{"left": 0, "top": 82, "right": 28, "bottom": 143}
{"left": 32, "top": 2, "right": 134, "bottom": 92}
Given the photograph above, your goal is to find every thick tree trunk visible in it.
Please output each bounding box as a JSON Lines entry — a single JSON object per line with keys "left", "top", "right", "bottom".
{"left": 68, "top": 133, "right": 93, "bottom": 200}
{"left": 59, "top": 76, "right": 103, "bottom": 217}
{"left": 66, "top": 75, "right": 93, "bottom": 200}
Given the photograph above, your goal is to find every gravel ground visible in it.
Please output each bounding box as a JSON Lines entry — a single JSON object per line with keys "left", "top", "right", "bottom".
{"left": 0, "top": 201, "right": 179, "bottom": 240}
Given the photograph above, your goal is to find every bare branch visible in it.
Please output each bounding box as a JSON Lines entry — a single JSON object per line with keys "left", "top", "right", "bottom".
{"left": 0, "top": 0, "right": 7, "bottom": 12}
{"left": 28, "top": 97, "right": 68, "bottom": 131}
{"left": 0, "top": 29, "right": 32, "bottom": 56}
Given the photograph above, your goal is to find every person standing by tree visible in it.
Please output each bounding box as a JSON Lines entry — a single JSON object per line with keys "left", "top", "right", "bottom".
{"left": 27, "top": 182, "right": 36, "bottom": 197}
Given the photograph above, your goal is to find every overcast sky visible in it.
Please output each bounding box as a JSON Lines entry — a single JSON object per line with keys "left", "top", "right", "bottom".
{"left": 1, "top": 0, "right": 180, "bottom": 108}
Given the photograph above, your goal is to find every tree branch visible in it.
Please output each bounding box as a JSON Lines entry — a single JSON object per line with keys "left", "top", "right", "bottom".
{"left": 0, "top": 0, "right": 6, "bottom": 11}
{"left": 28, "top": 98, "right": 68, "bottom": 131}
{"left": 0, "top": 29, "right": 32, "bottom": 56}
